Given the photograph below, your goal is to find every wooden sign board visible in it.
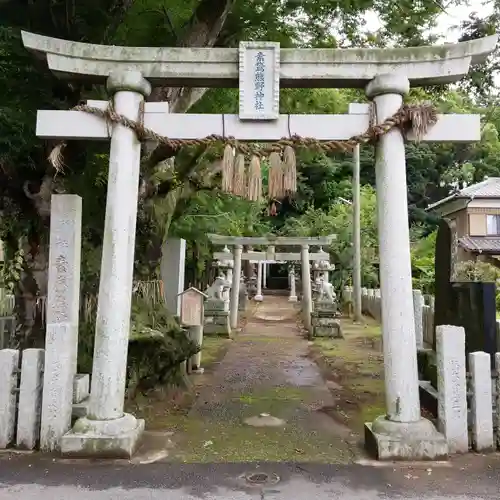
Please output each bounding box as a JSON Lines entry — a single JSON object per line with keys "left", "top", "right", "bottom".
{"left": 178, "top": 287, "right": 208, "bottom": 327}
{"left": 239, "top": 41, "right": 280, "bottom": 121}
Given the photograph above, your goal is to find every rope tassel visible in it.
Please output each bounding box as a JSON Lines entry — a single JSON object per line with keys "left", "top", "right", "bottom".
{"left": 48, "top": 142, "right": 66, "bottom": 172}
{"left": 247, "top": 155, "right": 262, "bottom": 201}
{"left": 221, "top": 144, "right": 235, "bottom": 193}
{"left": 282, "top": 145, "right": 297, "bottom": 196}
{"left": 233, "top": 154, "right": 246, "bottom": 197}
{"left": 407, "top": 102, "right": 437, "bottom": 142}
{"left": 268, "top": 152, "right": 284, "bottom": 201}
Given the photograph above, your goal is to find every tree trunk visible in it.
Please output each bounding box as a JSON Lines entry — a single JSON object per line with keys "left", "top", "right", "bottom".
{"left": 13, "top": 175, "right": 53, "bottom": 348}
{"left": 14, "top": 234, "right": 49, "bottom": 349}
{"left": 149, "top": 0, "right": 235, "bottom": 113}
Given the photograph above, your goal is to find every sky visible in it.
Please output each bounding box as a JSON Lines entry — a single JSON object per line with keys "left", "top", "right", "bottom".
{"left": 364, "top": 0, "right": 494, "bottom": 43}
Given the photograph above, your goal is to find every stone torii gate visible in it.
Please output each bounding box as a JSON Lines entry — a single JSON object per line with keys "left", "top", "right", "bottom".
{"left": 210, "top": 234, "right": 335, "bottom": 329}
{"left": 21, "top": 30, "right": 497, "bottom": 460}
{"left": 213, "top": 246, "right": 330, "bottom": 303}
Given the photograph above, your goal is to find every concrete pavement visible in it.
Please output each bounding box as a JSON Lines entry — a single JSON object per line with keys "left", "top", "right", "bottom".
{"left": 1, "top": 454, "right": 500, "bottom": 499}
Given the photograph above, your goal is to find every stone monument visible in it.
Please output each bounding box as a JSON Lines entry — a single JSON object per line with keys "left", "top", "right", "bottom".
{"left": 204, "top": 276, "right": 232, "bottom": 337}
{"left": 311, "top": 279, "right": 342, "bottom": 338}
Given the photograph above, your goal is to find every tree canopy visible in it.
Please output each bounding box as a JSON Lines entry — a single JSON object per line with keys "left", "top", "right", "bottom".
{"left": 0, "top": 0, "right": 499, "bottom": 347}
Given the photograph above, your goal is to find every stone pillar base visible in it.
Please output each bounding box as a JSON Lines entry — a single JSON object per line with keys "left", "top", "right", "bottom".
{"left": 61, "top": 413, "right": 144, "bottom": 459}
{"left": 288, "top": 295, "right": 297, "bottom": 302}
{"left": 254, "top": 294, "right": 263, "bottom": 302}
{"left": 364, "top": 415, "right": 448, "bottom": 461}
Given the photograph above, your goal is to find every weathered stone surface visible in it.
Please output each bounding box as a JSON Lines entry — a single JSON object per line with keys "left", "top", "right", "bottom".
{"left": 17, "top": 348, "right": 45, "bottom": 450}
{"left": 73, "top": 374, "right": 90, "bottom": 404}
{"left": 469, "top": 351, "right": 494, "bottom": 451}
{"left": 0, "top": 349, "right": 19, "bottom": 448}
{"left": 435, "top": 325, "right": 468, "bottom": 454}
{"left": 22, "top": 30, "right": 497, "bottom": 87}
{"left": 413, "top": 289, "right": 424, "bottom": 349}
{"left": 61, "top": 414, "right": 145, "bottom": 458}
{"left": 366, "top": 74, "right": 421, "bottom": 425}
{"left": 313, "top": 324, "right": 343, "bottom": 338}
{"left": 205, "top": 299, "right": 227, "bottom": 311}
{"left": 311, "top": 316, "right": 339, "bottom": 327}
{"left": 41, "top": 194, "right": 82, "bottom": 452}
{"left": 364, "top": 418, "right": 448, "bottom": 461}
{"left": 160, "top": 238, "right": 186, "bottom": 317}
{"left": 41, "top": 322, "right": 77, "bottom": 451}
{"left": 314, "top": 301, "right": 337, "bottom": 314}
{"left": 66, "top": 73, "right": 150, "bottom": 459}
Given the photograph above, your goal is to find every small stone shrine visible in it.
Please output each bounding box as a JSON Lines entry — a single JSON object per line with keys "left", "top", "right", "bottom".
{"left": 311, "top": 279, "right": 342, "bottom": 338}
{"left": 204, "top": 276, "right": 232, "bottom": 337}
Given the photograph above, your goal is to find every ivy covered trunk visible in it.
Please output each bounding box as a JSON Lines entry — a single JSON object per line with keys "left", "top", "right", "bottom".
{"left": 11, "top": 177, "right": 52, "bottom": 349}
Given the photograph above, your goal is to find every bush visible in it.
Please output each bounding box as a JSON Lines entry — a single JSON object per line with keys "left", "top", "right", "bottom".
{"left": 77, "top": 295, "right": 199, "bottom": 396}
{"left": 454, "top": 260, "right": 500, "bottom": 282}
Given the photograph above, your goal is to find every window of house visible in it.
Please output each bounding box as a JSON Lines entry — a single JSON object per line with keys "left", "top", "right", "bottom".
{"left": 486, "top": 215, "right": 500, "bottom": 235}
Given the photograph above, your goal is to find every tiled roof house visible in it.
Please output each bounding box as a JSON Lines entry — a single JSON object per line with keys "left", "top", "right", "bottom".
{"left": 427, "top": 177, "right": 500, "bottom": 264}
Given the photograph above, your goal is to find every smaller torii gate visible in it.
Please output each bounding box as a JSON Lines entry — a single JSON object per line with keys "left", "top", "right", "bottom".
{"left": 213, "top": 246, "right": 331, "bottom": 302}
{"left": 208, "top": 234, "right": 335, "bottom": 330}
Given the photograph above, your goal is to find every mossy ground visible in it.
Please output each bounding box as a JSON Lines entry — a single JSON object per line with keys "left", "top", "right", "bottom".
{"left": 127, "top": 301, "right": 385, "bottom": 464}
{"left": 126, "top": 336, "right": 232, "bottom": 423}
{"left": 309, "top": 318, "right": 386, "bottom": 432}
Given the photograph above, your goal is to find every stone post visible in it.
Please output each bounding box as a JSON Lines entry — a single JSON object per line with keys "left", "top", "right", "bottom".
{"left": 364, "top": 74, "right": 447, "bottom": 460}
{"left": 352, "top": 142, "right": 363, "bottom": 322}
{"left": 263, "top": 262, "right": 268, "bottom": 288}
{"left": 254, "top": 261, "right": 263, "bottom": 301}
{"left": 61, "top": 70, "right": 151, "bottom": 458}
{"left": 413, "top": 289, "right": 424, "bottom": 349}
{"left": 189, "top": 325, "right": 204, "bottom": 374}
{"left": 160, "top": 238, "right": 186, "bottom": 317}
{"left": 230, "top": 244, "right": 243, "bottom": 329}
{"left": 40, "top": 194, "right": 82, "bottom": 452}
{"left": 301, "top": 244, "right": 312, "bottom": 331}
{"left": 225, "top": 267, "right": 233, "bottom": 305}
{"left": 436, "top": 325, "right": 468, "bottom": 454}
{"left": 289, "top": 270, "right": 297, "bottom": 302}
{"left": 17, "top": 348, "right": 45, "bottom": 450}
{"left": 0, "top": 349, "right": 19, "bottom": 448}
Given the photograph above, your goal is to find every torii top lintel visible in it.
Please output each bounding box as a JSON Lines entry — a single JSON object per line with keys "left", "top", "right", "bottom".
{"left": 21, "top": 31, "right": 498, "bottom": 88}
{"left": 207, "top": 234, "right": 336, "bottom": 246}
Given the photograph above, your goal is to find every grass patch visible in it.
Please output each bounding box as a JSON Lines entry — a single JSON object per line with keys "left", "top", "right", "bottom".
{"left": 201, "top": 337, "right": 232, "bottom": 367}
{"left": 310, "top": 316, "right": 386, "bottom": 432}
{"left": 162, "top": 415, "right": 354, "bottom": 463}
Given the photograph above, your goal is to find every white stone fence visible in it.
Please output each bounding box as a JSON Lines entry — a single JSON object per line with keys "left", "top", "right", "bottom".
{"left": 0, "top": 347, "right": 90, "bottom": 451}
{"left": 0, "top": 348, "right": 44, "bottom": 450}
{"left": 343, "top": 287, "right": 435, "bottom": 347}
{"left": 435, "top": 324, "right": 500, "bottom": 454}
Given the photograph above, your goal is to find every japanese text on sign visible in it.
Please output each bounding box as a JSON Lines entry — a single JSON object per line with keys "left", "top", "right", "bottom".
{"left": 254, "top": 51, "right": 265, "bottom": 111}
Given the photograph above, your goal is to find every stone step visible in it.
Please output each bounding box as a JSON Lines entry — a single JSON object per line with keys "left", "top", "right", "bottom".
{"left": 72, "top": 396, "right": 89, "bottom": 419}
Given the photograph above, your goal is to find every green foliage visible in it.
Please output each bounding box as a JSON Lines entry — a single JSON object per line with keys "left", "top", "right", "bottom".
{"left": 454, "top": 260, "right": 500, "bottom": 282}
{"left": 411, "top": 230, "right": 436, "bottom": 294}
{"left": 280, "top": 185, "right": 379, "bottom": 289}
{"left": 78, "top": 294, "right": 198, "bottom": 395}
